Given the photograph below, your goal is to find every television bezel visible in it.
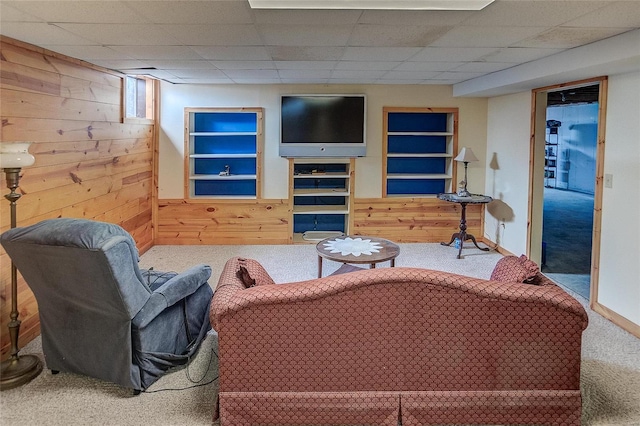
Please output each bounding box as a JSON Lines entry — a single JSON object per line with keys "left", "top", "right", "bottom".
{"left": 279, "top": 94, "right": 367, "bottom": 158}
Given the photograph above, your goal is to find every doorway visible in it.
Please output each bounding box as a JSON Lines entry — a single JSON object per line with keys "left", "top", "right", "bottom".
{"left": 541, "top": 85, "right": 599, "bottom": 299}
{"left": 529, "top": 77, "right": 607, "bottom": 304}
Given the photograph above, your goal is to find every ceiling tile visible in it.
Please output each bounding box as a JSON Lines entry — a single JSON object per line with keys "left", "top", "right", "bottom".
{"left": 278, "top": 69, "right": 332, "bottom": 79}
{"left": 223, "top": 69, "right": 280, "bottom": 79}
{"left": 410, "top": 47, "right": 497, "bottom": 62}
{"left": 37, "top": 45, "right": 132, "bottom": 60}
{"left": 432, "top": 70, "right": 486, "bottom": 81}
{"left": 479, "top": 47, "right": 564, "bottom": 63}
{"left": 168, "top": 69, "right": 228, "bottom": 79}
{"left": 258, "top": 24, "right": 353, "bottom": 46}
{"left": 212, "top": 61, "right": 276, "bottom": 70}
{"left": 144, "top": 60, "right": 219, "bottom": 70}
{"left": 177, "top": 78, "right": 235, "bottom": 84}
{"left": 564, "top": 2, "right": 640, "bottom": 28}
{"left": 460, "top": 1, "right": 605, "bottom": 27}
{"left": 0, "top": 22, "right": 95, "bottom": 46}
{"left": 0, "top": 2, "right": 45, "bottom": 22}
{"left": 253, "top": 9, "right": 361, "bottom": 25}
{"left": 334, "top": 61, "right": 401, "bottom": 71}
{"left": 190, "top": 46, "right": 272, "bottom": 60}
{"left": 331, "top": 69, "right": 387, "bottom": 79}
{"left": 4, "top": 1, "right": 146, "bottom": 23}
{"left": 452, "top": 62, "right": 513, "bottom": 73}
{"left": 348, "top": 25, "right": 452, "bottom": 47}
{"left": 161, "top": 24, "right": 262, "bottom": 46}
{"left": 431, "top": 25, "right": 548, "bottom": 48}
{"left": 275, "top": 61, "right": 337, "bottom": 69}
{"left": 375, "top": 79, "right": 427, "bottom": 84}
{"left": 381, "top": 70, "right": 440, "bottom": 80}
{"left": 516, "top": 27, "right": 632, "bottom": 49}
{"left": 56, "top": 23, "right": 182, "bottom": 46}
{"left": 124, "top": 0, "right": 254, "bottom": 24}
{"left": 267, "top": 46, "right": 346, "bottom": 61}
{"left": 230, "top": 78, "right": 282, "bottom": 84}
{"left": 341, "top": 47, "right": 422, "bottom": 61}
{"left": 359, "top": 9, "right": 473, "bottom": 25}
{"left": 109, "top": 45, "right": 203, "bottom": 60}
{"left": 394, "top": 61, "right": 464, "bottom": 72}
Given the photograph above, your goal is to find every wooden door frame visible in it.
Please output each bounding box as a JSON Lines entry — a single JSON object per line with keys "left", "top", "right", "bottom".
{"left": 528, "top": 76, "right": 607, "bottom": 311}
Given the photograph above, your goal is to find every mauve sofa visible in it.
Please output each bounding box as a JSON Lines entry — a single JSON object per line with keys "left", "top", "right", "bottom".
{"left": 210, "top": 256, "right": 588, "bottom": 425}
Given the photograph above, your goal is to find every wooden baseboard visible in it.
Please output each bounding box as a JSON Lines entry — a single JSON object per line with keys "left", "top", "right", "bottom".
{"left": 591, "top": 301, "right": 640, "bottom": 339}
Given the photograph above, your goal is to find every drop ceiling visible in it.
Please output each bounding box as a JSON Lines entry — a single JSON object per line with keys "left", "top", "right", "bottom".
{"left": 1, "top": 0, "right": 639, "bottom": 85}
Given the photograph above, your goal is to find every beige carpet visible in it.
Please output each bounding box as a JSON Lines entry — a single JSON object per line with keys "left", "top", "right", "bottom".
{"left": 1, "top": 243, "right": 639, "bottom": 425}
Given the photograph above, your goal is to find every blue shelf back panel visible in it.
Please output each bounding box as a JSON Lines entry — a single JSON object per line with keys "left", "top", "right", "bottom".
{"left": 193, "top": 135, "right": 256, "bottom": 154}
{"left": 294, "top": 196, "right": 346, "bottom": 206}
{"left": 294, "top": 178, "right": 346, "bottom": 190}
{"left": 388, "top": 112, "right": 447, "bottom": 132}
{"left": 293, "top": 214, "right": 346, "bottom": 233}
{"left": 194, "top": 158, "right": 256, "bottom": 175}
{"left": 387, "top": 157, "right": 446, "bottom": 174}
{"left": 388, "top": 135, "right": 447, "bottom": 154}
{"left": 387, "top": 178, "right": 445, "bottom": 195}
{"left": 194, "top": 180, "right": 256, "bottom": 196}
{"left": 194, "top": 112, "right": 257, "bottom": 133}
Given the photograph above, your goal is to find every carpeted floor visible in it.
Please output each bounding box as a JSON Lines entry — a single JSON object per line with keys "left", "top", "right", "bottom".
{"left": 542, "top": 187, "right": 594, "bottom": 299}
{"left": 1, "top": 243, "right": 639, "bottom": 425}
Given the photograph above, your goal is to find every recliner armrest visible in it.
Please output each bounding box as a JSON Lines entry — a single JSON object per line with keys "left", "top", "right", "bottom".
{"left": 133, "top": 264, "right": 212, "bottom": 327}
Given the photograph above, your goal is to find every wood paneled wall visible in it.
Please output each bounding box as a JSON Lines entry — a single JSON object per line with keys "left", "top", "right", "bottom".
{"left": 156, "top": 197, "right": 482, "bottom": 245}
{"left": 157, "top": 199, "right": 291, "bottom": 245}
{"left": 352, "top": 198, "right": 483, "bottom": 242}
{"left": 0, "top": 37, "right": 155, "bottom": 360}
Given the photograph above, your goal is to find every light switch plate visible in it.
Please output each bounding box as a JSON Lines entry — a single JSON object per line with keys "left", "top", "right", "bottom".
{"left": 604, "top": 174, "right": 613, "bottom": 188}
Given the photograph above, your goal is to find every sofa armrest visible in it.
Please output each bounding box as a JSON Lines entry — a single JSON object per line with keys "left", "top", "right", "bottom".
{"left": 210, "top": 257, "right": 275, "bottom": 330}
{"left": 134, "top": 264, "right": 212, "bottom": 328}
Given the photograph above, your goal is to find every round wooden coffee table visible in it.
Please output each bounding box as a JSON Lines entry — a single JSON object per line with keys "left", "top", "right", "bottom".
{"left": 316, "top": 236, "right": 400, "bottom": 278}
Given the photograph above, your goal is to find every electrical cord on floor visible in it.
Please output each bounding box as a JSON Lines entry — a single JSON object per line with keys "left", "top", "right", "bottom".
{"left": 142, "top": 346, "right": 219, "bottom": 393}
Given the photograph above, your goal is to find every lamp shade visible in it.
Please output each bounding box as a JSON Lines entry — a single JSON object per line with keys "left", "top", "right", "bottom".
{"left": 0, "top": 142, "right": 35, "bottom": 169}
{"left": 454, "top": 147, "right": 478, "bottom": 163}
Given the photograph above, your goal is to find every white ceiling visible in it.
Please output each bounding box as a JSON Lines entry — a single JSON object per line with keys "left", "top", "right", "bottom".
{"left": 1, "top": 0, "right": 640, "bottom": 86}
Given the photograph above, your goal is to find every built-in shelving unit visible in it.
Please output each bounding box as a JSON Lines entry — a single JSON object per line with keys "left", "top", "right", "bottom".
{"left": 289, "top": 158, "right": 355, "bottom": 243}
{"left": 383, "top": 107, "right": 458, "bottom": 197}
{"left": 184, "top": 107, "right": 263, "bottom": 198}
{"left": 545, "top": 120, "right": 560, "bottom": 189}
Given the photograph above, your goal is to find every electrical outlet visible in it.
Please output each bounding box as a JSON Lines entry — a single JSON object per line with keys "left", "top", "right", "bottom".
{"left": 604, "top": 174, "right": 613, "bottom": 188}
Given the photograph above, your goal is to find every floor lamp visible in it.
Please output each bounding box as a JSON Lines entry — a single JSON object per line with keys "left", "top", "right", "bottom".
{"left": 0, "top": 142, "right": 43, "bottom": 390}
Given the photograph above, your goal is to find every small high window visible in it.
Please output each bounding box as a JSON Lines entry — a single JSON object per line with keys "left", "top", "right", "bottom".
{"left": 125, "top": 76, "right": 154, "bottom": 119}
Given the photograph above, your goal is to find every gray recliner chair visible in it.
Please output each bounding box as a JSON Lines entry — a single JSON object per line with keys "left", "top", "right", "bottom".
{"left": 0, "top": 218, "right": 213, "bottom": 393}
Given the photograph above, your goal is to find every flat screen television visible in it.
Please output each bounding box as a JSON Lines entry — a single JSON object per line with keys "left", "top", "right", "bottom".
{"left": 279, "top": 94, "right": 366, "bottom": 157}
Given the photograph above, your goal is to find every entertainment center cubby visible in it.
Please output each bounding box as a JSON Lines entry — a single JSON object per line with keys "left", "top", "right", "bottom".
{"left": 184, "top": 107, "right": 263, "bottom": 199}
{"left": 289, "top": 158, "right": 355, "bottom": 243}
{"left": 383, "top": 107, "right": 458, "bottom": 197}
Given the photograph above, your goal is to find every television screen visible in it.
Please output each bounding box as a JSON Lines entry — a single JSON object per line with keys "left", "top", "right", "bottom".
{"left": 279, "top": 95, "right": 366, "bottom": 157}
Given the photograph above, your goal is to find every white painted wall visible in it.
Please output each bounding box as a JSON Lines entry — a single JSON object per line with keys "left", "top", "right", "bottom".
{"left": 483, "top": 72, "right": 640, "bottom": 327}
{"left": 598, "top": 71, "right": 640, "bottom": 325}
{"left": 546, "top": 103, "right": 599, "bottom": 194}
{"left": 159, "top": 83, "right": 487, "bottom": 199}
{"left": 483, "top": 91, "right": 532, "bottom": 256}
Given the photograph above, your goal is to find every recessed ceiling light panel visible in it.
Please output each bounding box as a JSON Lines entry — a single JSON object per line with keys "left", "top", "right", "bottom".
{"left": 248, "top": 0, "right": 494, "bottom": 10}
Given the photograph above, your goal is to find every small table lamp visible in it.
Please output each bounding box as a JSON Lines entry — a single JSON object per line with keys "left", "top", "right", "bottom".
{"left": 0, "top": 142, "right": 43, "bottom": 390}
{"left": 454, "top": 147, "right": 478, "bottom": 197}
